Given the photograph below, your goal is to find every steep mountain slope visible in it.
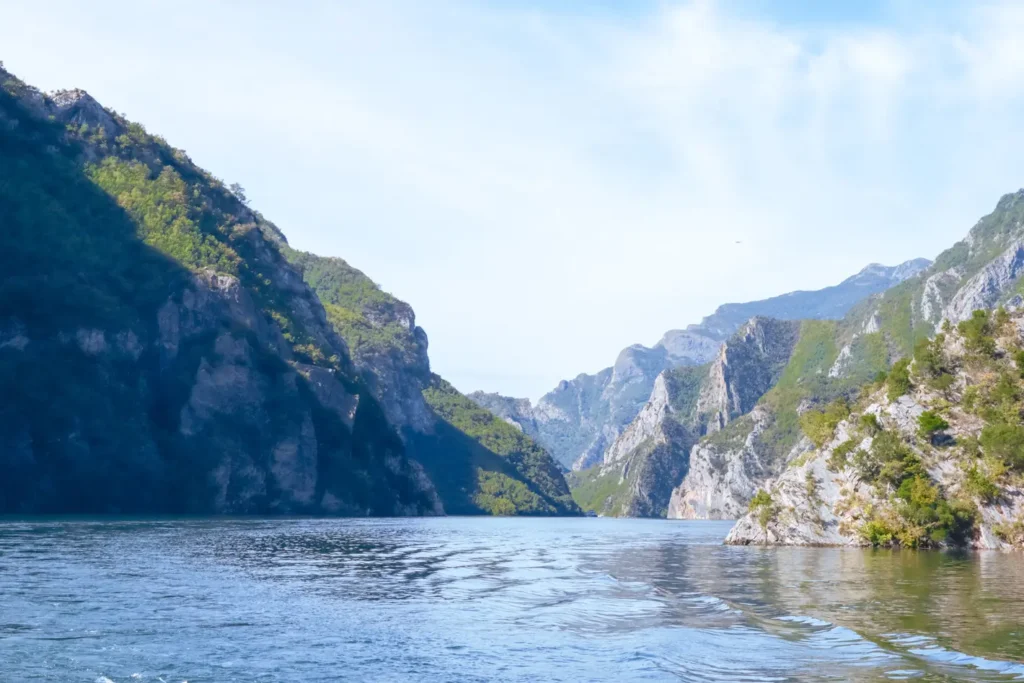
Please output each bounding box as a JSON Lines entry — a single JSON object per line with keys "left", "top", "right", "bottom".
{"left": 727, "top": 307, "right": 1024, "bottom": 549}
{"left": 0, "top": 68, "right": 439, "bottom": 514}
{"left": 844, "top": 191, "right": 1024, "bottom": 359}
{"left": 285, "top": 252, "right": 578, "bottom": 515}
{"left": 678, "top": 190, "right": 1024, "bottom": 524}
{"left": 570, "top": 318, "right": 801, "bottom": 517}
{"left": 0, "top": 66, "right": 575, "bottom": 517}
{"left": 477, "top": 260, "right": 928, "bottom": 473}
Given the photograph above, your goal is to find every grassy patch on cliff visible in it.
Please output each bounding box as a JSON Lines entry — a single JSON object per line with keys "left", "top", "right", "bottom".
{"left": 756, "top": 320, "right": 840, "bottom": 458}
{"left": 567, "top": 466, "right": 627, "bottom": 516}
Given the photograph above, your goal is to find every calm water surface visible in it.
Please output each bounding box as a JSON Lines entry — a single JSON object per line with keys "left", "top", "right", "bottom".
{"left": 1, "top": 517, "right": 1023, "bottom": 682}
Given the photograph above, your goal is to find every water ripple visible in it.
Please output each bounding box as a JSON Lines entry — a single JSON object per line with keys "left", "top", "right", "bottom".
{"left": 0, "top": 517, "right": 1022, "bottom": 682}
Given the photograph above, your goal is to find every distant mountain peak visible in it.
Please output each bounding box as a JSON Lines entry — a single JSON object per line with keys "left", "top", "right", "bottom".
{"left": 844, "top": 258, "right": 931, "bottom": 286}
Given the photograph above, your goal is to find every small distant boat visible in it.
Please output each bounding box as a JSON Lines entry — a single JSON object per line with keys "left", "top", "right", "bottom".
{"left": 584, "top": 511, "right": 598, "bottom": 518}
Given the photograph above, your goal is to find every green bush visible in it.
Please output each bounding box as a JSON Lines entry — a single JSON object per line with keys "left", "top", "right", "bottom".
{"left": 852, "top": 448, "right": 879, "bottom": 481}
{"left": 828, "top": 438, "right": 857, "bottom": 470}
{"left": 963, "top": 464, "right": 999, "bottom": 503}
{"left": 748, "top": 490, "right": 775, "bottom": 529}
{"left": 1014, "top": 349, "right": 1024, "bottom": 379}
{"left": 860, "top": 518, "right": 896, "bottom": 546}
{"left": 887, "top": 358, "right": 912, "bottom": 401}
{"left": 859, "top": 413, "right": 882, "bottom": 435}
{"left": 928, "top": 373, "right": 955, "bottom": 392}
{"left": 980, "top": 423, "right": 1024, "bottom": 470}
{"left": 958, "top": 309, "right": 997, "bottom": 356}
{"left": 799, "top": 398, "right": 850, "bottom": 447}
{"left": 892, "top": 476, "right": 976, "bottom": 547}
{"left": 917, "top": 410, "right": 950, "bottom": 440}
{"left": 994, "top": 306, "right": 1011, "bottom": 331}
{"left": 876, "top": 430, "right": 919, "bottom": 478}
{"left": 913, "top": 334, "right": 947, "bottom": 378}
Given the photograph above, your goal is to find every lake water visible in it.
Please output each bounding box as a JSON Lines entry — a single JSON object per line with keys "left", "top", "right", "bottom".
{"left": 1, "top": 518, "right": 1023, "bottom": 682}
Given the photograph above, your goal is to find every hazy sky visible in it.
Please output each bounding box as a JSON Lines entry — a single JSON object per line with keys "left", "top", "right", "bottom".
{"left": 4, "top": 1, "right": 1024, "bottom": 399}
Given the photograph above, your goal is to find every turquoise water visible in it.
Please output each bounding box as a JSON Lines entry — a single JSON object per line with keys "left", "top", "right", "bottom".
{"left": 1, "top": 517, "right": 1022, "bottom": 682}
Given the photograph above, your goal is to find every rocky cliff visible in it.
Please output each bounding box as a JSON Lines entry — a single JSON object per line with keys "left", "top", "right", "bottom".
{"left": 571, "top": 318, "right": 801, "bottom": 517}
{"left": 844, "top": 191, "right": 1024, "bottom": 360}
{"left": 477, "top": 259, "right": 928, "bottom": 475}
{"left": 0, "top": 68, "right": 440, "bottom": 514}
{"left": 727, "top": 307, "right": 1024, "bottom": 549}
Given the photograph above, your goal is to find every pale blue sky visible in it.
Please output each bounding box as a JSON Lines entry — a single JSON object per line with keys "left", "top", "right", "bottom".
{"left": 4, "top": 1, "right": 1024, "bottom": 399}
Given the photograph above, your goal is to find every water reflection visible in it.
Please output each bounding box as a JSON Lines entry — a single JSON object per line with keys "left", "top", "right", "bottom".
{"left": 0, "top": 517, "right": 1021, "bottom": 682}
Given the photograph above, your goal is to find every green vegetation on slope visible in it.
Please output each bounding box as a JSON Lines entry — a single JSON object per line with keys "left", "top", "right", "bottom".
{"left": 756, "top": 320, "right": 840, "bottom": 459}
{"left": 290, "top": 247, "right": 578, "bottom": 517}
{"left": 846, "top": 189, "right": 1024, "bottom": 359}
{"left": 420, "top": 377, "right": 578, "bottom": 515}
{"left": 568, "top": 465, "right": 629, "bottom": 516}
{"left": 801, "top": 307, "right": 1024, "bottom": 549}
{"left": 287, "top": 251, "right": 414, "bottom": 358}
{"left": 0, "top": 72, "right": 431, "bottom": 514}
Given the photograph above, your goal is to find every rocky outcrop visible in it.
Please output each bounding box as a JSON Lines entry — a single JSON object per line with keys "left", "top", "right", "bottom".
{"left": 289, "top": 252, "right": 436, "bottom": 435}
{"left": 468, "top": 392, "right": 542, "bottom": 440}
{"left": 695, "top": 318, "right": 800, "bottom": 434}
{"left": 943, "top": 240, "right": 1024, "bottom": 323}
{"left": 726, "top": 308, "right": 1024, "bottom": 548}
{"left": 289, "top": 251, "right": 577, "bottom": 515}
{"left": 578, "top": 318, "right": 803, "bottom": 517}
{"left": 850, "top": 190, "right": 1024, "bottom": 356}
{"left": 662, "top": 319, "right": 806, "bottom": 520}
{"left": 668, "top": 408, "right": 814, "bottom": 520}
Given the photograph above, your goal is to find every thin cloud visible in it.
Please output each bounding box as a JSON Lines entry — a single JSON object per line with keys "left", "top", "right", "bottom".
{"left": 2, "top": 1, "right": 1024, "bottom": 399}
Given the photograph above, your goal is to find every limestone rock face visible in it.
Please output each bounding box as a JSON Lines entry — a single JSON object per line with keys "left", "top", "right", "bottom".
{"left": 943, "top": 240, "right": 1024, "bottom": 323}
{"left": 583, "top": 317, "right": 803, "bottom": 518}
{"left": 726, "top": 310, "right": 1024, "bottom": 549}
{"left": 695, "top": 318, "right": 801, "bottom": 435}
{"left": 468, "top": 392, "right": 542, "bottom": 439}
{"left": 668, "top": 408, "right": 813, "bottom": 520}
{"left": 478, "top": 259, "right": 927, "bottom": 474}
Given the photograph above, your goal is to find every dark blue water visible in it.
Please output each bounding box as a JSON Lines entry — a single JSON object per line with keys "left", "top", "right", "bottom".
{"left": 1, "top": 518, "right": 1023, "bottom": 682}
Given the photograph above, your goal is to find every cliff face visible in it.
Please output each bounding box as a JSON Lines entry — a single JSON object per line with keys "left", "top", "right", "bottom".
{"left": 727, "top": 307, "right": 1024, "bottom": 549}
{"left": 467, "top": 391, "right": 543, "bottom": 442}
{"left": 286, "top": 252, "right": 435, "bottom": 435}
{"left": 477, "top": 260, "right": 927, "bottom": 475}
{"left": 0, "top": 70, "right": 440, "bottom": 514}
{"left": 572, "top": 318, "right": 802, "bottom": 517}
{"left": 844, "top": 191, "right": 1024, "bottom": 361}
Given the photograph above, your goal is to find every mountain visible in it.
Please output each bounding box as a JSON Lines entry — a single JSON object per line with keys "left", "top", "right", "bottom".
{"left": 727, "top": 306, "right": 1024, "bottom": 549}
{"left": 473, "top": 330, "right": 720, "bottom": 473}
{"left": 689, "top": 260, "right": 932, "bottom": 340}
{"left": 282, "top": 252, "right": 577, "bottom": 515}
{"left": 679, "top": 189, "right": 1024, "bottom": 526}
{"left": 0, "top": 66, "right": 576, "bottom": 516}
{"left": 0, "top": 69, "right": 437, "bottom": 514}
{"left": 475, "top": 258, "right": 929, "bottom": 474}
{"left": 569, "top": 318, "right": 803, "bottom": 516}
